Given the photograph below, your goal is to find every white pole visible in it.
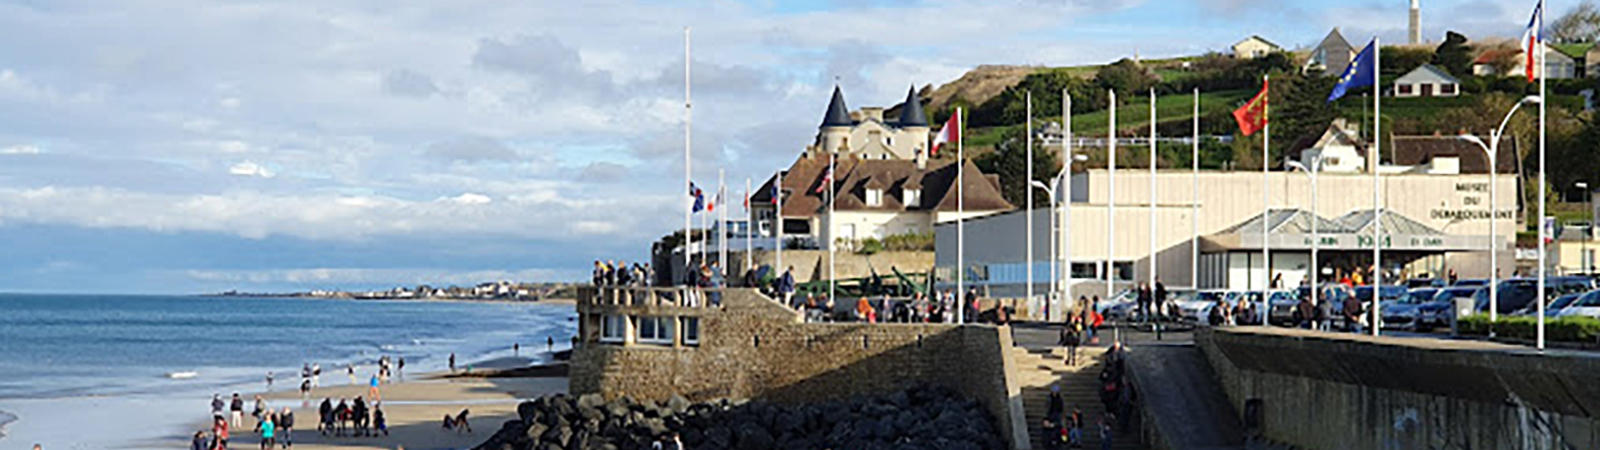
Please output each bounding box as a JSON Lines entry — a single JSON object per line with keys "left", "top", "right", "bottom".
{"left": 1063, "top": 92, "right": 1074, "bottom": 313}
{"left": 829, "top": 148, "right": 836, "bottom": 307}
{"left": 957, "top": 107, "right": 966, "bottom": 324}
{"left": 719, "top": 169, "right": 726, "bottom": 276}
{"left": 1538, "top": 0, "right": 1548, "bottom": 350}
{"left": 1108, "top": 91, "right": 1117, "bottom": 309}
{"left": 1311, "top": 159, "right": 1319, "bottom": 313}
{"left": 745, "top": 176, "right": 752, "bottom": 280}
{"left": 1149, "top": 89, "right": 1158, "bottom": 300}
{"left": 1372, "top": 38, "right": 1383, "bottom": 336}
{"left": 683, "top": 27, "right": 692, "bottom": 286}
{"left": 1262, "top": 74, "right": 1270, "bottom": 326}
{"left": 1192, "top": 88, "right": 1200, "bottom": 291}
{"left": 1027, "top": 91, "right": 1035, "bottom": 309}
{"left": 1490, "top": 140, "right": 1498, "bottom": 323}
{"left": 776, "top": 170, "right": 784, "bottom": 278}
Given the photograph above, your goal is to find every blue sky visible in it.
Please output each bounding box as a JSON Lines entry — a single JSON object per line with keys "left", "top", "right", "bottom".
{"left": 0, "top": 0, "right": 1544, "bottom": 293}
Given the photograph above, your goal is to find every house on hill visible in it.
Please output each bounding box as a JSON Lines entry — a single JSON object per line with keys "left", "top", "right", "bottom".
{"left": 1232, "top": 36, "right": 1282, "bottom": 59}
{"left": 1472, "top": 43, "right": 1577, "bottom": 79}
{"left": 749, "top": 87, "right": 1014, "bottom": 251}
{"left": 1394, "top": 64, "right": 1460, "bottom": 98}
{"left": 1307, "top": 28, "right": 1356, "bottom": 77}
{"left": 1296, "top": 119, "right": 1368, "bottom": 173}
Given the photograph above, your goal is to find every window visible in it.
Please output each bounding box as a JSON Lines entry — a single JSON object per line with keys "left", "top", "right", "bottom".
{"left": 1071, "top": 262, "right": 1100, "bottom": 280}
{"left": 866, "top": 189, "right": 883, "bottom": 206}
{"left": 1113, "top": 262, "right": 1135, "bottom": 281}
{"left": 1397, "top": 84, "right": 1413, "bottom": 95}
{"left": 903, "top": 189, "right": 921, "bottom": 208}
{"left": 1440, "top": 84, "right": 1457, "bottom": 95}
{"left": 681, "top": 317, "right": 701, "bottom": 345}
{"left": 600, "top": 315, "right": 627, "bottom": 342}
{"left": 636, "top": 316, "right": 674, "bottom": 344}
{"left": 1326, "top": 157, "right": 1341, "bottom": 167}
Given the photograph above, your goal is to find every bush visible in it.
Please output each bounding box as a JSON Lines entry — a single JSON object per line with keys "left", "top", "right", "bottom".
{"left": 856, "top": 237, "right": 884, "bottom": 255}
{"left": 1457, "top": 314, "right": 1600, "bottom": 343}
{"left": 882, "top": 232, "right": 935, "bottom": 252}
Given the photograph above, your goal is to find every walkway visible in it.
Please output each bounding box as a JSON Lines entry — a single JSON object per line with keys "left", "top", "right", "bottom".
{"left": 1010, "top": 324, "right": 1144, "bottom": 450}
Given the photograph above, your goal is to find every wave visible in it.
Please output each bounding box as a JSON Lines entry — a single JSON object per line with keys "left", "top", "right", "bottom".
{"left": 0, "top": 408, "right": 15, "bottom": 440}
{"left": 165, "top": 371, "right": 198, "bottom": 379}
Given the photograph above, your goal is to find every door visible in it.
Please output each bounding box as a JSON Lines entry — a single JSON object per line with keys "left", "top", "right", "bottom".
{"left": 1421, "top": 84, "right": 1434, "bottom": 97}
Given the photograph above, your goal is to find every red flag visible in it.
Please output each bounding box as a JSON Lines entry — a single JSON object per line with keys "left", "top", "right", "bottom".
{"left": 1233, "top": 78, "right": 1269, "bottom": 136}
{"left": 1524, "top": 2, "right": 1543, "bottom": 82}
{"left": 931, "top": 112, "right": 960, "bottom": 156}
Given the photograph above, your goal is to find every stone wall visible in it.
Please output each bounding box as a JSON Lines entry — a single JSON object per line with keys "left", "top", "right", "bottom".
{"left": 571, "top": 287, "right": 1030, "bottom": 450}
{"left": 1196, "top": 327, "right": 1600, "bottom": 450}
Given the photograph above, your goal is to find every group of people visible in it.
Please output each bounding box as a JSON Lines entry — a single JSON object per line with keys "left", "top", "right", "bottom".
{"left": 1039, "top": 343, "right": 1135, "bottom": 450}
{"left": 1205, "top": 298, "right": 1262, "bottom": 327}
{"left": 1058, "top": 296, "right": 1106, "bottom": 367}
{"left": 593, "top": 260, "right": 653, "bottom": 287}
{"left": 1131, "top": 279, "right": 1171, "bottom": 322}
{"left": 317, "top": 397, "right": 387, "bottom": 438}
{"left": 201, "top": 393, "right": 293, "bottom": 450}
{"left": 789, "top": 287, "right": 990, "bottom": 324}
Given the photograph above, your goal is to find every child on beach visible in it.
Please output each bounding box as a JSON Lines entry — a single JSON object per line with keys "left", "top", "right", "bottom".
{"left": 373, "top": 403, "right": 388, "bottom": 436}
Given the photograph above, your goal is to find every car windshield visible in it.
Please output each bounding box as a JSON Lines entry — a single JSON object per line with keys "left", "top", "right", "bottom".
{"left": 1549, "top": 293, "right": 1584, "bottom": 310}
{"left": 1404, "top": 289, "right": 1436, "bottom": 304}
{"left": 1577, "top": 291, "right": 1600, "bottom": 307}
{"left": 1435, "top": 288, "right": 1478, "bottom": 302}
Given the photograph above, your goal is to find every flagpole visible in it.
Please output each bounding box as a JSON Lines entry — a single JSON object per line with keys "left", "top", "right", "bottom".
{"left": 1538, "top": 0, "right": 1548, "bottom": 350}
{"left": 1108, "top": 90, "right": 1117, "bottom": 311}
{"left": 719, "top": 169, "right": 727, "bottom": 276}
{"left": 776, "top": 170, "right": 784, "bottom": 280}
{"left": 829, "top": 148, "right": 836, "bottom": 308}
{"left": 1027, "top": 91, "right": 1035, "bottom": 309}
{"left": 1063, "top": 91, "right": 1073, "bottom": 318}
{"left": 1261, "top": 74, "right": 1270, "bottom": 326}
{"left": 745, "top": 176, "right": 752, "bottom": 280}
{"left": 957, "top": 107, "right": 966, "bottom": 324}
{"left": 1149, "top": 88, "right": 1158, "bottom": 303}
{"left": 1192, "top": 88, "right": 1200, "bottom": 291}
{"left": 1372, "top": 38, "right": 1383, "bottom": 337}
{"left": 683, "top": 27, "right": 692, "bottom": 286}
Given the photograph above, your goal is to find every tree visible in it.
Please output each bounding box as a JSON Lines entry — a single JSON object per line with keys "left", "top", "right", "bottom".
{"left": 1380, "top": 46, "right": 1433, "bottom": 76}
{"left": 1433, "top": 31, "right": 1474, "bottom": 76}
{"left": 1095, "top": 58, "right": 1155, "bottom": 98}
{"left": 973, "top": 127, "right": 1060, "bottom": 208}
{"left": 1550, "top": 0, "right": 1600, "bottom": 44}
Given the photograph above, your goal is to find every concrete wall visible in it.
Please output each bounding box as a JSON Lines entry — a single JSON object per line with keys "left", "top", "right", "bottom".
{"left": 1196, "top": 327, "right": 1600, "bottom": 450}
{"left": 572, "top": 287, "right": 1030, "bottom": 449}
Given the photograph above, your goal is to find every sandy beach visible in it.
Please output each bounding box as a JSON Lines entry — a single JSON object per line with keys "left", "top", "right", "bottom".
{"left": 181, "top": 365, "right": 565, "bottom": 450}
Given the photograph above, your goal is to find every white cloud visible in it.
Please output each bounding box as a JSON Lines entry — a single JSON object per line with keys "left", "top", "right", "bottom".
{"left": 0, "top": 144, "right": 40, "bottom": 155}
{"left": 443, "top": 192, "right": 492, "bottom": 205}
{"left": 228, "top": 161, "right": 275, "bottom": 178}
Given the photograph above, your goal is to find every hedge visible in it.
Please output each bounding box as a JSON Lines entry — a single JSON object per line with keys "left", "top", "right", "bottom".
{"left": 1456, "top": 314, "right": 1600, "bottom": 343}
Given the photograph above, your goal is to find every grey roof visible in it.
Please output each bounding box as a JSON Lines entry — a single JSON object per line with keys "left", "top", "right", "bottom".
{"left": 1220, "top": 209, "right": 1355, "bottom": 235}
{"left": 896, "top": 86, "right": 928, "bottom": 127}
{"left": 1394, "top": 64, "right": 1460, "bottom": 85}
{"left": 1316, "top": 27, "right": 1352, "bottom": 52}
{"left": 822, "top": 86, "right": 852, "bottom": 127}
{"left": 1334, "top": 209, "right": 1443, "bottom": 236}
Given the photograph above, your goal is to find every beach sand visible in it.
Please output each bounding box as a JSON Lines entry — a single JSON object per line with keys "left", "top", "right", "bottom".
{"left": 187, "top": 372, "right": 564, "bottom": 450}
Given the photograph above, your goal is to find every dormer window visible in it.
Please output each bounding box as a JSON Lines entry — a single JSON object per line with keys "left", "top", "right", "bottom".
{"left": 866, "top": 188, "right": 883, "bottom": 207}
{"left": 903, "top": 189, "right": 921, "bottom": 208}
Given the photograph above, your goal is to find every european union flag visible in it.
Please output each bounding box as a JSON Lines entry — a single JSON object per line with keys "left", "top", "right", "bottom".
{"left": 1328, "top": 40, "right": 1377, "bottom": 103}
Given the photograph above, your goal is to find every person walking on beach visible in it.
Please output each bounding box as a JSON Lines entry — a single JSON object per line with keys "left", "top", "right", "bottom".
{"left": 277, "top": 408, "right": 293, "bottom": 449}
{"left": 317, "top": 398, "right": 332, "bottom": 435}
{"left": 352, "top": 396, "right": 369, "bottom": 436}
{"left": 310, "top": 364, "right": 321, "bottom": 388}
{"left": 229, "top": 393, "right": 244, "bottom": 429}
{"left": 547, "top": 336, "right": 554, "bottom": 352}
{"left": 346, "top": 364, "right": 356, "bottom": 384}
{"left": 265, "top": 372, "right": 273, "bottom": 391}
{"left": 333, "top": 399, "right": 349, "bottom": 437}
{"left": 212, "top": 394, "right": 225, "bottom": 419}
{"left": 373, "top": 403, "right": 389, "bottom": 436}
{"left": 369, "top": 374, "right": 381, "bottom": 402}
{"left": 397, "top": 358, "right": 405, "bottom": 380}
{"left": 513, "top": 343, "right": 519, "bottom": 357}
{"left": 252, "top": 395, "right": 267, "bottom": 429}
{"left": 213, "top": 416, "right": 230, "bottom": 450}
{"left": 257, "top": 412, "right": 275, "bottom": 450}
{"left": 448, "top": 353, "right": 456, "bottom": 373}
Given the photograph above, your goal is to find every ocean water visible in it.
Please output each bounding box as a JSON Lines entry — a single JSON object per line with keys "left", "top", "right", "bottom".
{"left": 0, "top": 294, "right": 576, "bottom": 449}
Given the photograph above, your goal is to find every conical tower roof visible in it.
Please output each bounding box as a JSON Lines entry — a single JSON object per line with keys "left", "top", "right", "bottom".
{"left": 897, "top": 86, "right": 928, "bottom": 127}
{"left": 821, "top": 86, "right": 852, "bottom": 127}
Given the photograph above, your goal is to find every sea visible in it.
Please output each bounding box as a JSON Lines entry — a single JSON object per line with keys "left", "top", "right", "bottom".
{"left": 0, "top": 294, "right": 577, "bottom": 450}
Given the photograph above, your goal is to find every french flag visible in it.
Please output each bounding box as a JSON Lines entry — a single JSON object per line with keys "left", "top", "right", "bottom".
{"left": 814, "top": 164, "right": 833, "bottom": 194}
{"left": 931, "top": 112, "right": 960, "bottom": 156}
{"left": 1524, "top": 2, "right": 1542, "bottom": 82}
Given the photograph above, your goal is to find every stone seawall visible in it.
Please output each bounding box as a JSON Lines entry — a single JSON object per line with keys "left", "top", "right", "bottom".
{"left": 572, "top": 287, "right": 1029, "bottom": 449}
{"left": 1196, "top": 327, "right": 1600, "bottom": 450}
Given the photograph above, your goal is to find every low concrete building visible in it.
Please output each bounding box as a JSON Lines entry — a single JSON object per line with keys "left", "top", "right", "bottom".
{"left": 1472, "top": 43, "right": 1577, "bottom": 79}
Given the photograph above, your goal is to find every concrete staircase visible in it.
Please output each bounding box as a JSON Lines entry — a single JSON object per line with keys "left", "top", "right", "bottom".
{"left": 1010, "top": 346, "right": 1144, "bottom": 450}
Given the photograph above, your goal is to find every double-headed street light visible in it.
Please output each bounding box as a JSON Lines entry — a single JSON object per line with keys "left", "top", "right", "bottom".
{"left": 1286, "top": 157, "right": 1323, "bottom": 314}
{"left": 1033, "top": 153, "right": 1090, "bottom": 322}
{"left": 1457, "top": 95, "right": 1540, "bottom": 324}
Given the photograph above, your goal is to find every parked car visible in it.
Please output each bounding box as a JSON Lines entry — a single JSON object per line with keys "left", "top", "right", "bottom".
{"left": 1273, "top": 285, "right": 1348, "bottom": 325}
{"left": 1381, "top": 288, "right": 1435, "bottom": 330}
{"left": 1175, "top": 290, "right": 1229, "bottom": 323}
{"left": 1404, "top": 277, "right": 1442, "bottom": 289}
{"left": 1555, "top": 289, "right": 1600, "bottom": 319}
{"left": 1451, "top": 279, "right": 1488, "bottom": 287}
{"left": 1476, "top": 277, "right": 1596, "bottom": 316}
{"left": 1417, "top": 286, "right": 1484, "bottom": 331}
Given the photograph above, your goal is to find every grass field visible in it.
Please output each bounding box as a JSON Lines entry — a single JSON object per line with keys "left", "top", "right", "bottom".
{"left": 1061, "top": 89, "right": 1252, "bottom": 134}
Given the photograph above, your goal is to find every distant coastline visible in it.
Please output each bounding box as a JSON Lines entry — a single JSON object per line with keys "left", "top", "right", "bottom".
{"left": 203, "top": 280, "right": 579, "bottom": 303}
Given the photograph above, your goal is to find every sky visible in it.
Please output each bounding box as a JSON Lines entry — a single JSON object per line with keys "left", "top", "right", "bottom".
{"left": 0, "top": 0, "right": 1548, "bottom": 294}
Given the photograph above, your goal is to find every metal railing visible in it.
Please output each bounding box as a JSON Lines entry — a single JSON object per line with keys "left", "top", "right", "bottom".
{"left": 581, "top": 286, "right": 725, "bottom": 308}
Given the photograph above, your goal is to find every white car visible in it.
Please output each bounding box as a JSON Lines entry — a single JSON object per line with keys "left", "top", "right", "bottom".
{"left": 1555, "top": 289, "right": 1600, "bottom": 319}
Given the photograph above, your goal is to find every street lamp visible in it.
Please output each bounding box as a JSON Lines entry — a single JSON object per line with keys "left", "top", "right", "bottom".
{"left": 1579, "top": 181, "right": 1591, "bottom": 275}
{"left": 1034, "top": 153, "right": 1090, "bottom": 322}
{"left": 1457, "top": 94, "right": 1539, "bottom": 323}
{"left": 1286, "top": 157, "right": 1322, "bottom": 317}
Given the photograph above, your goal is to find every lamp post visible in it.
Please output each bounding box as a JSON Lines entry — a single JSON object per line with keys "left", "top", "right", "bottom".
{"left": 1286, "top": 158, "right": 1322, "bottom": 314}
{"left": 1035, "top": 154, "right": 1090, "bottom": 321}
{"left": 1457, "top": 95, "right": 1539, "bottom": 323}
{"left": 1580, "top": 181, "right": 1592, "bottom": 275}
{"left": 1032, "top": 178, "right": 1055, "bottom": 320}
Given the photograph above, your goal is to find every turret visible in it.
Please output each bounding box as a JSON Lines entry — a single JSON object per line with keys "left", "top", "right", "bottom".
{"left": 817, "top": 86, "right": 852, "bottom": 154}
{"left": 897, "top": 86, "right": 931, "bottom": 168}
